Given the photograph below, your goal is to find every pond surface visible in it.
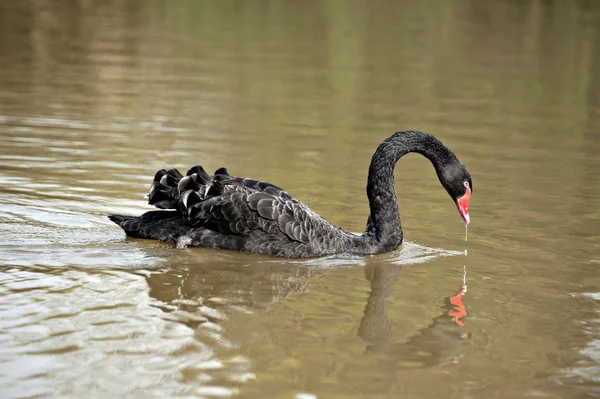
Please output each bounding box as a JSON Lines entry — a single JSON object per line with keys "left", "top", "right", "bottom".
{"left": 1, "top": 1, "right": 599, "bottom": 398}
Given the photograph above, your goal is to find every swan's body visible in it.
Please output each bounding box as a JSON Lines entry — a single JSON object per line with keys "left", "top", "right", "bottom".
{"left": 109, "top": 131, "right": 472, "bottom": 258}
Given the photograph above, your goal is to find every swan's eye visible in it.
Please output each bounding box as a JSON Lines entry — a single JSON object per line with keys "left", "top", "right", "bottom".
{"left": 463, "top": 181, "right": 469, "bottom": 188}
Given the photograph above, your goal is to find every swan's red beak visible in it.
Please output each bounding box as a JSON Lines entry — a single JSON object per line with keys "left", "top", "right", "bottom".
{"left": 456, "top": 187, "right": 471, "bottom": 225}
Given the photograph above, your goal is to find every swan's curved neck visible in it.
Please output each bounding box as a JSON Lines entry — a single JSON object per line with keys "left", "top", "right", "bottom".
{"left": 363, "top": 131, "right": 455, "bottom": 251}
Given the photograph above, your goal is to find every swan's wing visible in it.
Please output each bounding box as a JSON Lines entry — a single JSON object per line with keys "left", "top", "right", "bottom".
{"left": 148, "top": 166, "right": 292, "bottom": 209}
{"left": 180, "top": 184, "right": 312, "bottom": 243}
{"left": 148, "top": 165, "right": 311, "bottom": 242}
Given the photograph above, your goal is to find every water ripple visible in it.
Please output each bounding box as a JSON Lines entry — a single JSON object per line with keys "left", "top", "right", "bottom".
{"left": 0, "top": 268, "right": 251, "bottom": 398}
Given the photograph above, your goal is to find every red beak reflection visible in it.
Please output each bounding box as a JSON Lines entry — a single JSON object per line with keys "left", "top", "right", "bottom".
{"left": 456, "top": 186, "right": 471, "bottom": 225}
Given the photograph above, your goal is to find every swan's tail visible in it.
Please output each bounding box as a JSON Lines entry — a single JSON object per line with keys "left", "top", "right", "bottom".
{"left": 108, "top": 211, "right": 183, "bottom": 240}
{"left": 108, "top": 214, "right": 144, "bottom": 237}
{"left": 110, "top": 165, "right": 234, "bottom": 240}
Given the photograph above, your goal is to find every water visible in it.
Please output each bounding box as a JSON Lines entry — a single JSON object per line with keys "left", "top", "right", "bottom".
{"left": 1, "top": 1, "right": 599, "bottom": 398}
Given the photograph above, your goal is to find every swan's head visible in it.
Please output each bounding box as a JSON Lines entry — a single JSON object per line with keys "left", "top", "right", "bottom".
{"left": 439, "top": 161, "right": 472, "bottom": 226}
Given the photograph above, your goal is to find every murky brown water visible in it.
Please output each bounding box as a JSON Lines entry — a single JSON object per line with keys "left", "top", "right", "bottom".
{"left": 1, "top": 1, "right": 599, "bottom": 398}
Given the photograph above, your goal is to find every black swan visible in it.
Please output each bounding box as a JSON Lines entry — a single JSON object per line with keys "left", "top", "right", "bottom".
{"left": 109, "top": 130, "right": 472, "bottom": 258}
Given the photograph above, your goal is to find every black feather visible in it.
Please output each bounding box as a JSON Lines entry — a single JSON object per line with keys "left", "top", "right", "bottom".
{"left": 214, "top": 167, "right": 230, "bottom": 177}
{"left": 186, "top": 166, "right": 212, "bottom": 183}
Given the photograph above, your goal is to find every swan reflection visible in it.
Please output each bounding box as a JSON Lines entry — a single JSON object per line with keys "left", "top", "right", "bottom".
{"left": 358, "top": 262, "right": 470, "bottom": 367}
{"left": 143, "top": 244, "right": 470, "bottom": 374}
